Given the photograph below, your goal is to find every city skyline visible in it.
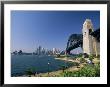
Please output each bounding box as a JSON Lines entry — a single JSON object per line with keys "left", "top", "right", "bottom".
{"left": 11, "top": 11, "right": 100, "bottom": 53}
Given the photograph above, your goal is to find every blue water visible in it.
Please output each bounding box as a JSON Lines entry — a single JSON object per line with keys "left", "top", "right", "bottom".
{"left": 11, "top": 55, "right": 74, "bottom": 76}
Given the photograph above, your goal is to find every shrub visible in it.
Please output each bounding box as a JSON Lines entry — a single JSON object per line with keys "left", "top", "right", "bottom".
{"left": 97, "top": 55, "right": 100, "bottom": 59}
{"left": 80, "top": 58, "right": 86, "bottom": 63}
{"left": 56, "top": 54, "right": 60, "bottom": 57}
{"left": 25, "top": 67, "right": 36, "bottom": 76}
{"left": 61, "top": 64, "right": 100, "bottom": 77}
{"left": 89, "top": 54, "right": 94, "bottom": 61}
{"left": 94, "top": 63, "right": 100, "bottom": 76}
{"left": 60, "top": 65, "right": 68, "bottom": 72}
{"left": 83, "top": 53, "right": 89, "bottom": 58}
{"left": 73, "top": 62, "right": 80, "bottom": 66}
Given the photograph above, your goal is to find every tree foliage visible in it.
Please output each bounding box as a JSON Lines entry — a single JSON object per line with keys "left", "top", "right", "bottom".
{"left": 61, "top": 63, "right": 100, "bottom": 77}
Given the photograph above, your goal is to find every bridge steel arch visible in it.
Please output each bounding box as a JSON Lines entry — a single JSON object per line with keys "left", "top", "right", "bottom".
{"left": 66, "top": 28, "right": 100, "bottom": 55}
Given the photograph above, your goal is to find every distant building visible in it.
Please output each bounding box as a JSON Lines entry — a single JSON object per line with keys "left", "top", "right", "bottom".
{"left": 52, "top": 48, "right": 61, "bottom": 55}
{"left": 52, "top": 48, "right": 55, "bottom": 54}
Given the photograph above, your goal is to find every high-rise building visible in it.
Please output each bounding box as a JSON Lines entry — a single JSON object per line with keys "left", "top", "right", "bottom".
{"left": 52, "top": 48, "right": 55, "bottom": 54}
{"left": 42, "top": 48, "right": 46, "bottom": 55}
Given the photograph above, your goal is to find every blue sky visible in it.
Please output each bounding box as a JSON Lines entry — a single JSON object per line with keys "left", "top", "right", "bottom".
{"left": 11, "top": 11, "right": 100, "bottom": 53}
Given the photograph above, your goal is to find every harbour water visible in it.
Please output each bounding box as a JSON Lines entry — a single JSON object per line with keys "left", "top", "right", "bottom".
{"left": 11, "top": 55, "right": 74, "bottom": 76}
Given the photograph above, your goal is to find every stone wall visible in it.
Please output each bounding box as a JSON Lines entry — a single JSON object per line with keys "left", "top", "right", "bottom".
{"left": 82, "top": 19, "right": 100, "bottom": 56}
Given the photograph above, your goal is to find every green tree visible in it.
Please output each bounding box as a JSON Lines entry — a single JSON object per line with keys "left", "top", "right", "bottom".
{"left": 60, "top": 65, "right": 68, "bottom": 72}
{"left": 25, "top": 67, "right": 36, "bottom": 77}
{"left": 89, "top": 54, "right": 94, "bottom": 62}
{"left": 80, "top": 58, "right": 86, "bottom": 63}
{"left": 61, "top": 64, "right": 100, "bottom": 77}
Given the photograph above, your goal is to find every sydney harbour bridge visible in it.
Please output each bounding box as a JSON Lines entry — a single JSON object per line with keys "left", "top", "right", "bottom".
{"left": 66, "top": 28, "right": 100, "bottom": 54}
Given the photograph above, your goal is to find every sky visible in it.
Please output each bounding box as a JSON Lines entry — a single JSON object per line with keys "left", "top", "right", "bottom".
{"left": 11, "top": 11, "right": 100, "bottom": 53}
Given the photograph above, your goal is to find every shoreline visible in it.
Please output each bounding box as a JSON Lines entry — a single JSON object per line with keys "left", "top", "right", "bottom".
{"left": 21, "top": 57, "right": 82, "bottom": 77}
{"left": 14, "top": 57, "right": 100, "bottom": 77}
{"left": 55, "top": 57, "right": 80, "bottom": 63}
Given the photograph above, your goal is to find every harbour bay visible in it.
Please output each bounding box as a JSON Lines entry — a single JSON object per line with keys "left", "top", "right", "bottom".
{"left": 11, "top": 55, "right": 74, "bottom": 76}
